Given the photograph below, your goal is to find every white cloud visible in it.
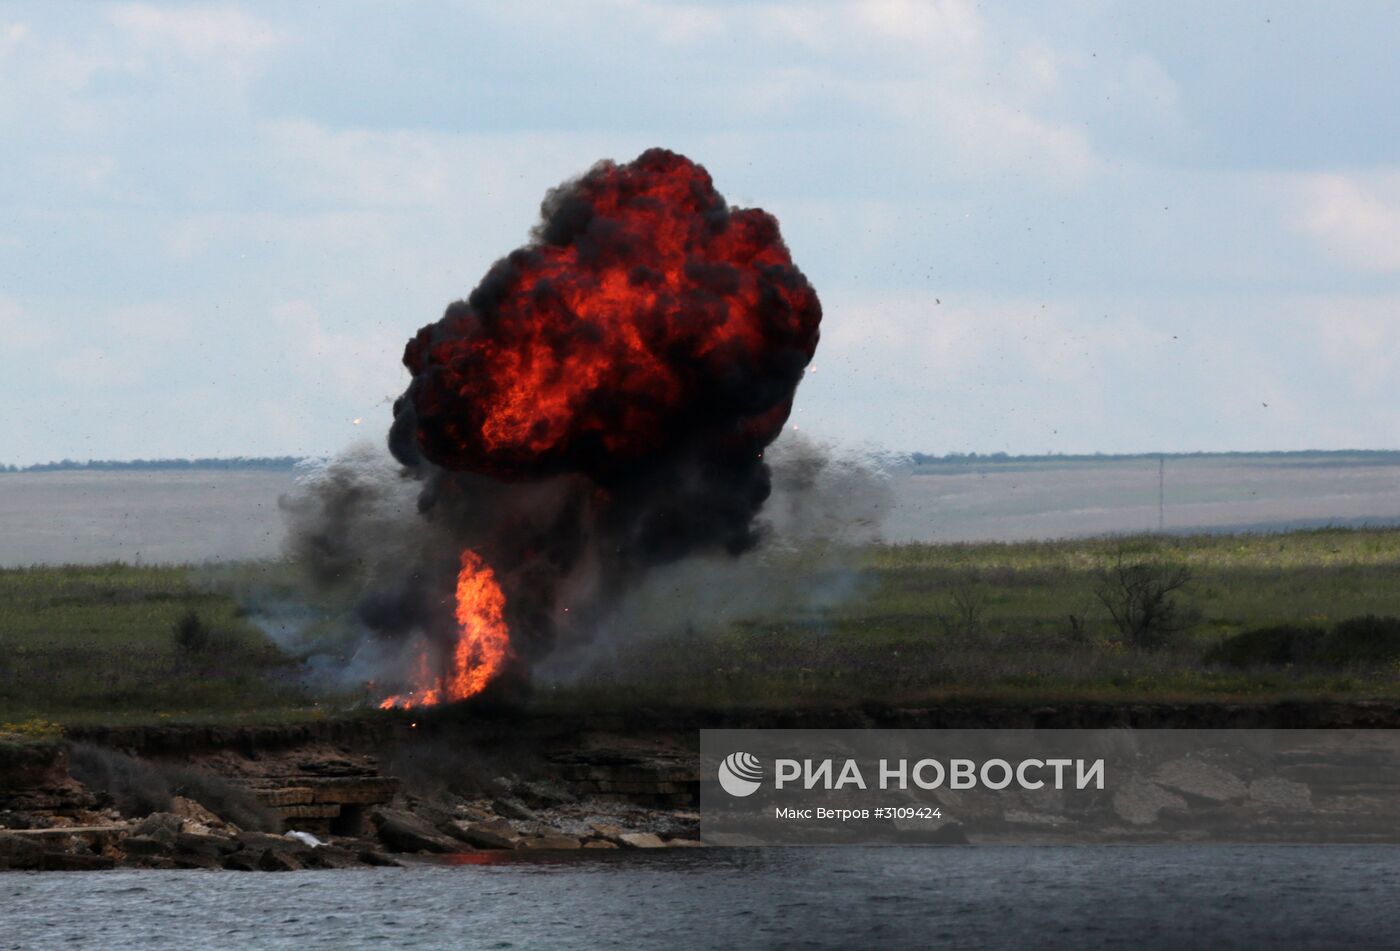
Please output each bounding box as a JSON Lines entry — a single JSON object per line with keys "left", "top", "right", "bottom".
{"left": 1311, "top": 297, "right": 1400, "bottom": 392}
{"left": 270, "top": 300, "right": 407, "bottom": 406}
{"left": 48, "top": 303, "right": 195, "bottom": 388}
{"left": 1295, "top": 172, "right": 1400, "bottom": 272}
{"left": 108, "top": 4, "right": 280, "bottom": 59}
{"left": 799, "top": 289, "right": 1400, "bottom": 454}
{"left": 0, "top": 298, "right": 50, "bottom": 350}
{"left": 852, "top": 0, "right": 984, "bottom": 54}
{"left": 260, "top": 120, "right": 457, "bottom": 210}
{"left": 1118, "top": 53, "right": 1181, "bottom": 112}
{"left": 0, "top": 20, "right": 28, "bottom": 58}
{"left": 5, "top": 1, "right": 1392, "bottom": 463}
{"left": 623, "top": 0, "right": 727, "bottom": 45}
{"left": 929, "top": 93, "right": 1100, "bottom": 186}
{"left": 733, "top": 0, "right": 1101, "bottom": 186}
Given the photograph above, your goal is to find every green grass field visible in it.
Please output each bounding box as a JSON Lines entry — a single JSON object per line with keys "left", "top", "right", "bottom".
{"left": 4, "top": 528, "right": 1400, "bottom": 726}
{"left": 540, "top": 528, "right": 1400, "bottom": 710}
{"left": 0, "top": 562, "right": 330, "bottom": 726}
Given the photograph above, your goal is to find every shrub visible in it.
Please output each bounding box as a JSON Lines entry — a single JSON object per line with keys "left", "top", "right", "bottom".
{"left": 1321, "top": 615, "right": 1400, "bottom": 668}
{"left": 938, "top": 571, "right": 988, "bottom": 637}
{"left": 1208, "top": 616, "right": 1400, "bottom": 670}
{"left": 1206, "top": 624, "right": 1325, "bottom": 668}
{"left": 1094, "top": 553, "right": 1195, "bottom": 649}
{"left": 172, "top": 609, "right": 212, "bottom": 652}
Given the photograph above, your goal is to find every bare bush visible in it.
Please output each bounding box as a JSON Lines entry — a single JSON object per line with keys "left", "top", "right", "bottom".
{"left": 1094, "top": 551, "right": 1195, "bottom": 649}
{"left": 938, "top": 571, "right": 988, "bottom": 637}
{"left": 1063, "top": 593, "right": 1097, "bottom": 643}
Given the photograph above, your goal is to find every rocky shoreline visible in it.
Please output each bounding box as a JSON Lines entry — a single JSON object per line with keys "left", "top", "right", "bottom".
{"left": 6, "top": 699, "right": 1400, "bottom": 870}
{"left": 0, "top": 724, "right": 703, "bottom": 871}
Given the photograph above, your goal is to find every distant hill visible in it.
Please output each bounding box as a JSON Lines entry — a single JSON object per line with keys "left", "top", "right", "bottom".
{"left": 909, "top": 449, "right": 1400, "bottom": 471}
{"left": 2, "top": 456, "right": 303, "bottom": 473}
{"left": 8, "top": 449, "right": 1400, "bottom": 474}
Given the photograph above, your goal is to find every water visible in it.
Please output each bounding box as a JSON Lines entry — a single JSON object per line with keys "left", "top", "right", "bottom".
{"left": 3, "top": 847, "right": 1397, "bottom": 950}
{"left": 10, "top": 456, "right": 1400, "bottom": 566}
{"left": 0, "top": 470, "right": 293, "bottom": 567}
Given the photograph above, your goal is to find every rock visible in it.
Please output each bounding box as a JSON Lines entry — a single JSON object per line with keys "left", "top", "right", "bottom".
{"left": 491, "top": 797, "right": 537, "bottom": 821}
{"left": 254, "top": 787, "right": 315, "bottom": 807}
{"left": 258, "top": 848, "right": 305, "bottom": 872}
{"left": 582, "top": 840, "right": 618, "bottom": 849}
{"left": 133, "top": 812, "right": 185, "bottom": 844}
{"left": 39, "top": 850, "right": 117, "bottom": 871}
{"left": 171, "top": 853, "right": 221, "bottom": 870}
{"left": 0, "top": 741, "right": 97, "bottom": 819}
{"left": 1248, "top": 776, "right": 1313, "bottom": 811}
{"left": 518, "top": 835, "right": 581, "bottom": 850}
{"left": 304, "top": 777, "right": 399, "bottom": 806}
{"left": 1113, "top": 777, "right": 1188, "bottom": 825}
{"left": 119, "top": 835, "right": 172, "bottom": 858}
{"left": 222, "top": 851, "right": 261, "bottom": 872}
{"left": 454, "top": 804, "right": 497, "bottom": 824}
{"left": 371, "top": 808, "right": 460, "bottom": 854}
{"left": 663, "top": 838, "right": 704, "bottom": 848}
{"left": 617, "top": 832, "right": 666, "bottom": 849}
{"left": 406, "top": 801, "right": 457, "bottom": 831}
{"left": 588, "top": 822, "right": 625, "bottom": 844}
{"left": 447, "top": 821, "right": 518, "bottom": 851}
{"left": 235, "top": 831, "right": 305, "bottom": 854}
{"left": 357, "top": 849, "right": 403, "bottom": 868}
{"left": 0, "top": 832, "right": 45, "bottom": 870}
{"left": 304, "top": 846, "right": 363, "bottom": 869}
{"left": 174, "top": 832, "right": 235, "bottom": 858}
{"left": 1152, "top": 758, "right": 1247, "bottom": 802}
{"left": 511, "top": 781, "right": 576, "bottom": 809}
{"left": 170, "top": 796, "right": 224, "bottom": 828}
{"left": 272, "top": 803, "right": 340, "bottom": 821}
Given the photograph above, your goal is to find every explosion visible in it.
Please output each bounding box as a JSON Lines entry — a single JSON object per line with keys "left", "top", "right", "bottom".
{"left": 292, "top": 148, "right": 821, "bottom": 709}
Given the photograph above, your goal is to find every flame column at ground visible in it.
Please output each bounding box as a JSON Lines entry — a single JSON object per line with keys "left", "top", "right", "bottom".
{"left": 379, "top": 549, "right": 512, "bottom": 709}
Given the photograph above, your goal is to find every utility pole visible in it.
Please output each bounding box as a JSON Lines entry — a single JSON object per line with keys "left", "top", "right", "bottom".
{"left": 1158, "top": 455, "right": 1165, "bottom": 533}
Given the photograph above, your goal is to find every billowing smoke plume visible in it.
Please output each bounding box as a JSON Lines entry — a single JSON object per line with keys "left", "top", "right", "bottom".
{"left": 281, "top": 149, "right": 828, "bottom": 705}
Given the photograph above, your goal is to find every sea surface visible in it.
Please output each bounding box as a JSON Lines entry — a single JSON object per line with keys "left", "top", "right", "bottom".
{"left": 3, "top": 847, "right": 1398, "bottom": 950}
{"left": 7, "top": 455, "right": 1400, "bottom": 566}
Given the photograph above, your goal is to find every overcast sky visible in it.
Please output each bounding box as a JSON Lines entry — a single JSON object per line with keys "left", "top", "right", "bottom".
{"left": 4, "top": 1, "right": 1399, "bottom": 464}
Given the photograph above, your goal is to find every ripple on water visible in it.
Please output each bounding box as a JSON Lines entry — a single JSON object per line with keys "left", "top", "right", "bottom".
{"left": 3, "top": 848, "right": 1400, "bottom": 950}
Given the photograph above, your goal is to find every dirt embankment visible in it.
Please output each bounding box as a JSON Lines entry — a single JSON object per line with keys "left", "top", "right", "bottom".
{"left": 4, "top": 700, "right": 1399, "bottom": 871}
{"left": 62, "top": 697, "right": 1400, "bottom": 756}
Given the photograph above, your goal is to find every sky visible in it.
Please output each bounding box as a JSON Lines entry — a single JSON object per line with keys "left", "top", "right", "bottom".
{"left": 3, "top": 0, "right": 1399, "bottom": 464}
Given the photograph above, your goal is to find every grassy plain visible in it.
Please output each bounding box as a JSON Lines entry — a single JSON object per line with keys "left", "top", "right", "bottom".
{"left": 0, "top": 562, "right": 323, "bottom": 725}
{"left": 548, "top": 528, "right": 1400, "bottom": 709}
{"left": 4, "top": 528, "right": 1400, "bottom": 726}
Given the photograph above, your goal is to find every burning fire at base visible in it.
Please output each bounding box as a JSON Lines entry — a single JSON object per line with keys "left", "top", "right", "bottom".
{"left": 377, "top": 550, "right": 512, "bottom": 709}
{"left": 300, "top": 147, "right": 820, "bottom": 711}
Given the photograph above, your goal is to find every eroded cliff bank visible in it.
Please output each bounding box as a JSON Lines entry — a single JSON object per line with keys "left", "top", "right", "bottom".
{"left": 4, "top": 700, "right": 1400, "bottom": 869}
